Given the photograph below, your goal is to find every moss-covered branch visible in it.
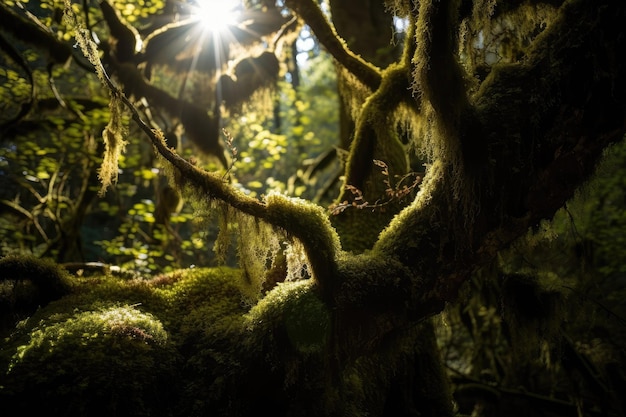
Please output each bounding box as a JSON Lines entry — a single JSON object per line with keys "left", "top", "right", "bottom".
{"left": 284, "top": 0, "right": 382, "bottom": 91}
{"left": 57, "top": 0, "right": 342, "bottom": 296}
{"left": 413, "top": 0, "right": 468, "bottom": 121}
{"left": 339, "top": 14, "right": 419, "bottom": 193}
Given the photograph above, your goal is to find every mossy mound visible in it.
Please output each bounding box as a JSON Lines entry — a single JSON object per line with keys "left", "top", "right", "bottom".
{"left": 0, "top": 266, "right": 249, "bottom": 416}
{"left": 1, "top": 304, "right": 176, "bottom": 417}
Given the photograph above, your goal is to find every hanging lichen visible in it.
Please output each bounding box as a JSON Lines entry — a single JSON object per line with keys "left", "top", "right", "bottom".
{"left": 235, "top": 213, "right": 282, "bottom": 302}
{"left": 63, "top": 0, "right": 128, "bottom": 196}
{"left": 213, "top": 202, "right": 235, "bottom": 265}
{"left": 98, "top": 98, "right": 128, "bottom": 196}
{"left": 412, "top": 0, "right": 468, "bottom": 170}
{"left": 283, "top": 237, "right": 312, "bottom": 282}
{"left": 336, "top": 66, "right": 374, "bottom": 130}
{"left": 193, "top": 192, "right": 318, "bottom": 303}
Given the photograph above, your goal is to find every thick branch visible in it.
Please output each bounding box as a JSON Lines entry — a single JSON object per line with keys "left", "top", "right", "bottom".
{"left": 414, "top": 0, "right": 468, "bottom": 130}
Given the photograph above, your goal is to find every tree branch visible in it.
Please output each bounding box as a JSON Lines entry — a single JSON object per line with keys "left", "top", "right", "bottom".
{"left": 284, "top": 0, "right": 382, "bottom": 91}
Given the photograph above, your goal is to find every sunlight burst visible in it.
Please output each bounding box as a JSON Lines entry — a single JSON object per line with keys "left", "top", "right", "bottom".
{"left": 191, "top": 0, "right": 241, "bottom": 33}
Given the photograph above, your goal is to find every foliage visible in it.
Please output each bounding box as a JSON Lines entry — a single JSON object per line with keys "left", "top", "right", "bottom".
{"left": 222, "top": 49, "right": 340, "bottom": 203}
{"left": 0, "top": 0, "right": 341, "bottom": 272}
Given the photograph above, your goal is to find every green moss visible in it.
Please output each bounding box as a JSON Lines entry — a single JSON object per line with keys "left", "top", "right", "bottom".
{"left": 2, "top": 304, "right": 177, "bottom": 416}
{"left": 246, "top": 279, "right": 330, "bottom": 354}
{"left": 342, "top": 64, "right": 411, "bottom": 189}
{"left": 0, "top": 254, "right": 72, "bottom": 298}
{"left": 374, "top": 160, "right": 446, "bottom": 265}
{"left": 0, "top": 266, "right": 260, "bottom": 416}
{"left": 157, "top": 267, "right": 249, "bottom": 330}
{"left": 334, "top": 252, "right": 415, "bottom": 309}
{"left": 0, "top": 260, "right": 454, "bottom": 416}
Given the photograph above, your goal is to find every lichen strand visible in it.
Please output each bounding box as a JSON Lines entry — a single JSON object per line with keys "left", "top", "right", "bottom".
{"left": 382, "top": 0, "right": 413, "bottom": 19}
{"left": 62, "top": 0, "right": 129, "bottom": 196}
{"left": 157, "top": 149, "right": 340, "bottom": 298}
{"left": 264, "top": 193, "right": 341, "bottom": 291}
{"left": 458, "top": 0, "right": 557, "bottom": 75}
{"left": 98, "top": 98, "right": 128, "bottom": 196}
{"left": 336, "top": 66, "right": 374, "bottom": 134}
{"left": 180, "top": 195, "right": 284, "bottom": 303}
{"left": 63, "top": 0, "right": 105, "bottom": 80}
{"left": 234, "top": 213, "right": 283, "bottom": 303}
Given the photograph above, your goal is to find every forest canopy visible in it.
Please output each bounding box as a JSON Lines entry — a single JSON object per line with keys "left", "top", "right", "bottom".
{"left": 1, "top": 0, "right": 625, "bottom": 416}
